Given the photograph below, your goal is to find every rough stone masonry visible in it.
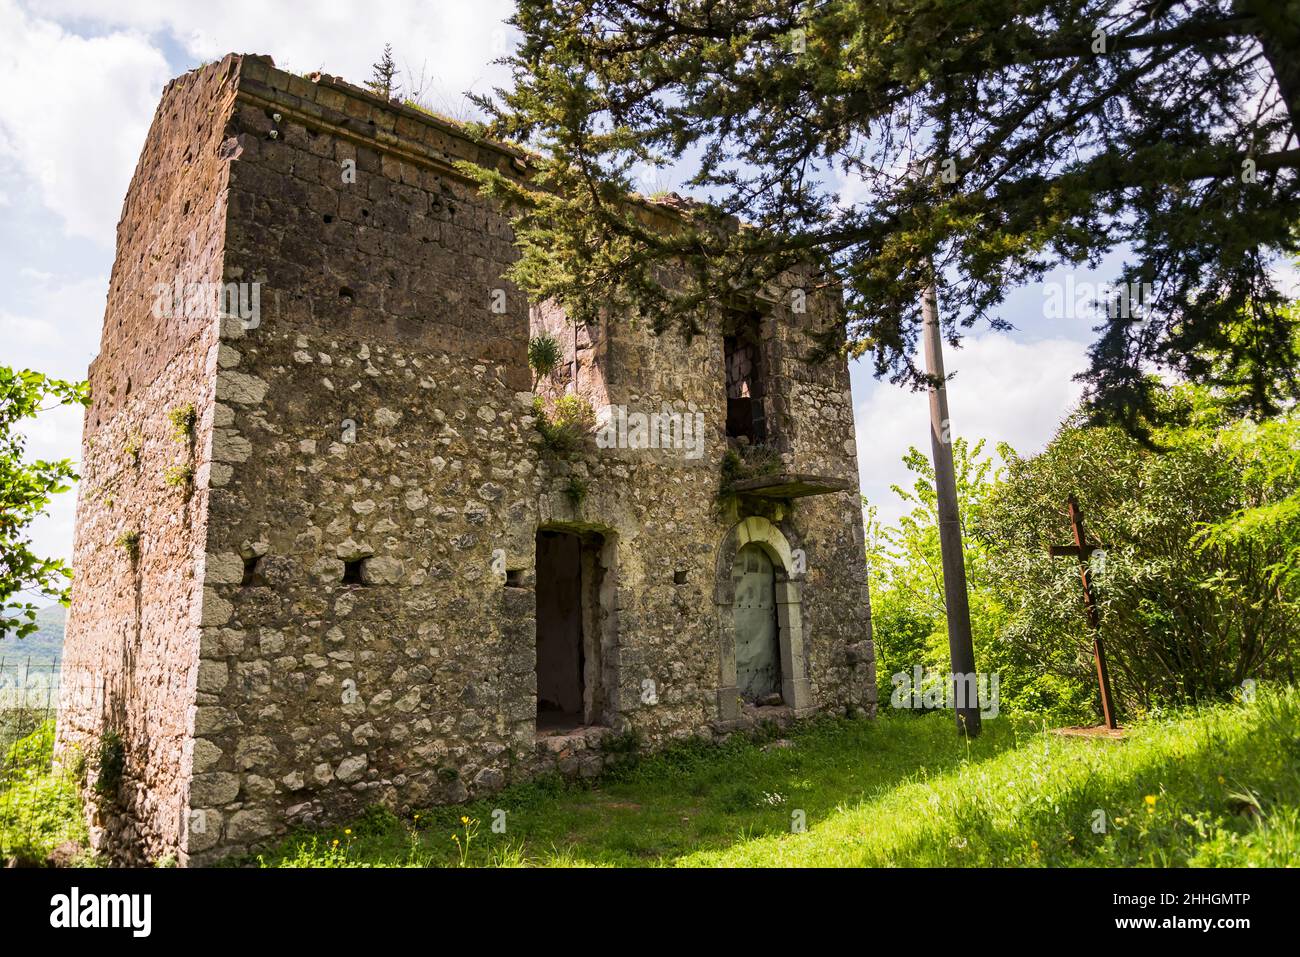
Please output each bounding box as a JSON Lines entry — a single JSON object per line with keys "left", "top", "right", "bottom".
{"left": 57, "top": 54, "right": 877, "bottom": 865}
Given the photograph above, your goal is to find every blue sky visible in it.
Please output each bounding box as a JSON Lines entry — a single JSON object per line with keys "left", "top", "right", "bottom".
{"left": 0, "top": 0, "right": 1181, "bottom": 580}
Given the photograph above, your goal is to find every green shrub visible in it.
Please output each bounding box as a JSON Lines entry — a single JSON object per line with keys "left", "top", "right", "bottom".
{"left": 94, "top": 729, "right": 125, "bottom": 802}
{"left": 978, "top": 386, "right": 1300, "bottom": 715}
{"left": 532, "top": 394, "right": 595, "bottom": 455}
{"left": 0, "top": 721, "right": 88, "bottom": 862}
{"left": 564, "top": 476, "right": 588, "bottom": 509}
{"left": 122, "top": 432, "right": 143, "bottom": 465}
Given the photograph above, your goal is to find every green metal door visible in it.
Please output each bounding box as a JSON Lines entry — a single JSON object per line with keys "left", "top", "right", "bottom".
{"left": 733, "top": 543, "right": 780, "bottom": 700}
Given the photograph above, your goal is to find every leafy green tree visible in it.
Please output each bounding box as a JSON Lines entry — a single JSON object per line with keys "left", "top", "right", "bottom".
{"left": 0, "top": 368, "right": 88, "bottom": 640}
{"left": 867, "top": 437, "right": 1018, "bottom": 711}
{"left": 977, "top": 386, "right": 1300, "bottom": 715}
{"left": 471, "top": 0, "right": 1300, "bottom": 431}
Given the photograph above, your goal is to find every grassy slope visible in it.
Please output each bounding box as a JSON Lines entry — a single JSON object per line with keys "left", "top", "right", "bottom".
{"left": 258, "top": 686, "right": 1300, "bottom": 868}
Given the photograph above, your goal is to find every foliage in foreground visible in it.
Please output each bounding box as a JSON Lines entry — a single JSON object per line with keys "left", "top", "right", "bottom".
{"left": 256, "top": 685, "right": 1300, "bottom": 868}
{"left": 0, "top": 366, "right": 89, "bottom": 640}
{"left": 979, "top": 386, "right": 1300, "bottom": 716}
{"left": 863, "top": 437, "right": 1086, "bottom": 722}
{"left": 0, "top": 720, "right": 89, "bottom": 863}
{"left": 866, "top": 381, "right": 1300, "bottom": 724}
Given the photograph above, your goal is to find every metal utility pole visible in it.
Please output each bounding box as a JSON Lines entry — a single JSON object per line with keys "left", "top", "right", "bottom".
{"left": 920, "top": 279, "right": 981, "bottom": 737}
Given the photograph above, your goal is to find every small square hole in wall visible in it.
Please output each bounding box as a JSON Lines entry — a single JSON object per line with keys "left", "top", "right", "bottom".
{"left": 342, "top": 558, "right": 367, "bottom": 585}
{"left": 241, "top": 555, "right": 262, "bottom": 587}
{"left": 505, "top": 568, "right": 525, "bottom": 588}
{"left": 674, "top": 569, "right": 688, "bottom": 585}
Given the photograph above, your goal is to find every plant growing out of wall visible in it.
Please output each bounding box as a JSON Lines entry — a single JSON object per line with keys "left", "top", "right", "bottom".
{"left": 528, "top": 332, "right": 562, "bottom": 387}
{"left": 564, "top": 475, "right": 588, "bottom": 510}
{"left": 163, "top": 462, "right": 194, "bottom": 491}
{"left": 93, "top": 728, "right": 125, "bottom": 807}
{"left": 122, "top": 432, "right": 143, "bottom": 467}
{"left": 167, "top": 404, "right": 197, "bottom": 443}
{"left": 719, "top": 443, "right": 783, "bottom": 499}
{"left": 531, "top": 394, "right": 595, "bottom": 456}
{"left": 365, "top": 43, "right": 401, "bottom": 100}
{"left": 114, "top": 530, "right": 140, "bottom": 565}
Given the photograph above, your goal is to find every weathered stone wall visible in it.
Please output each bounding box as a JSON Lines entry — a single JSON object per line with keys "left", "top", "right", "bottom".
{"left": 65, "top": 55, "right": 876, "bottom": 866}
{"left": 58, "top": 55, "right": 246, "bottom": 863}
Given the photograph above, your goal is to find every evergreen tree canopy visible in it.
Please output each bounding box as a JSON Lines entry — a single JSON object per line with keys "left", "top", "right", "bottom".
{"left": 470, "top": 0, "right": 1300, "bottom": 430}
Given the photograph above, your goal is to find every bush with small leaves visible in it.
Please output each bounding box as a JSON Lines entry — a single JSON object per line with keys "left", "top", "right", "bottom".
{"left": 532, "top": 394, "right": 594, "bottom": 455}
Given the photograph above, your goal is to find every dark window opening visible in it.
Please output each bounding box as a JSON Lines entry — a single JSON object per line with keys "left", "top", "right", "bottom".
{"left": 342, "top": 557, "right": 367, "bottom": 585}
{"left": 323, "top": 213, "right": 334, "bottom": 223}
{"left": 339, "top": 286, "right": 355, "bottom": 302}
{"left": 241, "top": 555, "right": 262, "bottom": 587}
{"left": 674, "top": 569, "right": 688, "bottom": 585}
{"left": 724, "top": 310, "right": 768, "bottom": 443}
{"left": 505, "top": 568, "right": 524, "bottom": 588}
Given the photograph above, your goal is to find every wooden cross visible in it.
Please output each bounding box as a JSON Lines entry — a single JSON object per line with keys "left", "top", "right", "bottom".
{"left": 1049, "top": 494, "right": 1118, "bottom": 730}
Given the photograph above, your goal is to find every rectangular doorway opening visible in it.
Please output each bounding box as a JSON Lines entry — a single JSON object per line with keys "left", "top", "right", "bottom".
{"left": 535, "top": 528, "right": 611, "bottom": 734}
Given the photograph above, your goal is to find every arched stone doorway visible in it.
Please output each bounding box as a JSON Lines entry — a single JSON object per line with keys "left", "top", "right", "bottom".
{"left": 713, "top": 516, "right": 811, "bottom": 720}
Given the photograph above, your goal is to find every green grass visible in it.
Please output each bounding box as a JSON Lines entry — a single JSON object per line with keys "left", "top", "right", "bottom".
{"left": 257, "top": 686, "right": 1300, "bottom": 868}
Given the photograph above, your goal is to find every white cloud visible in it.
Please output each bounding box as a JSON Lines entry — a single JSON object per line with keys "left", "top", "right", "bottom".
{"left": 0, "top": 1, "right": 519, "bottom": 246}
{"left": 854, "top": 334, "right": 1088, "bottom": 530}
{"left": 29, "top": 0, "right": 517, "bottom": 115}
{"left": 0, "top": 1, "right": 521, "bottom": 573}
{"left": 0, "top": 311, "right": 60, "bottom": 347}
{"left": 3, "top": 273, "right": 106, "bottom": 376}
{"left": 0, "top": 0, "right": 170, "bottom": 243}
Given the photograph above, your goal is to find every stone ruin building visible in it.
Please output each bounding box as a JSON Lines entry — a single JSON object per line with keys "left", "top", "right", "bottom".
{"left": 57, "top": 54, "right": 877, "bottom": 865}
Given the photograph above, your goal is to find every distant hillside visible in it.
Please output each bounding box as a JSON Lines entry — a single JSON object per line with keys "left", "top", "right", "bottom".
{"left": 0, "top": 604, "right": 66, "bottom": 673}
